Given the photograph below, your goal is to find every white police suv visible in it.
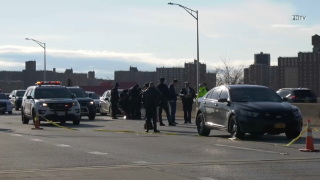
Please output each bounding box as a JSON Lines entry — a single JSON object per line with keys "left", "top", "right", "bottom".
{"left": 21, "top": 81, "right": 81, "bottom": 125}
{"left": 0, "top": 93, "right": 13, "bottom": 114}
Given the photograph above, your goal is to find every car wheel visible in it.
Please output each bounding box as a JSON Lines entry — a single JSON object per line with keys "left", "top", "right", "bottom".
{"left": 88, "top": 112, "right": 96, "bottom": 120}
{"left": 196, "top": 113, "right": 211, "bottom": 136}
{"left": 229, "top": 115, "right": 245, "bottom": 139}
{"left": 60, "top": 120, "right": 66, "bottom": 125}
{"left": 73, "top": 119, "right": 80, "bottom": 125}
{"left": 8, "top": 111, "right": 12, "bottom": 114}
{"left": 285, "top": 131, "right": 300, "bottom": 139}
{"left": 21, "top": 109, "right": 29, "bottom": 124}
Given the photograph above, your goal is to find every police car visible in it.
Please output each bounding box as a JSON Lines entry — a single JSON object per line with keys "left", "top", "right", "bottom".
{"left": 21, "top": 81, "right": 81, "bottom": 125}
{"left": 0, "top": 93, "right": 13, "bottom": 114}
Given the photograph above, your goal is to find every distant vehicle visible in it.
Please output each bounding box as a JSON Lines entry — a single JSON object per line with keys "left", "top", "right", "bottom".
{"left": 9, "top": 90, "right": 26, "bottom": 110}
{"left": 196, "top": 85, "right": 303, "bottom": 139}
{"left": 21, "top": 81, "right": 81, "bottom": 125}
{"left": 99, "top": 89, "right": 123, "bottom": 116}
{"left": 4, "top": 93, "right": 10, "bottom": 98}
{"left": 276, "top": 88, "right": 317, "bottom": 103}
{"left": 66, "top": 87, "right": 96, "bottom": 120}
{"left": 0, "top": 93, "right": 13, "bottom": 114}
{"left": 86, "top": 91, "right": 100, "bottom": 113}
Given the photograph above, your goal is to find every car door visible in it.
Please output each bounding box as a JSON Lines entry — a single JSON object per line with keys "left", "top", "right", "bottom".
{"left": 204, "top": 88, "right": 221, "bottom": 125}
{"left": 9, "top": 91, "right": 15, "bottom": 104}
{"left": 106, "top": 91, "right": 111, "bottom": 113}
{"left": 215, "top": 88, "right": 230, "bottom": 127}
{"left": 210, "top": 88, "right": 222, "bottom": 125}
{"left": 100, "top": 91, "right": 107, "bottom": 112}
{"left": 23, "top": 88, "right": 32, "bottom": 116}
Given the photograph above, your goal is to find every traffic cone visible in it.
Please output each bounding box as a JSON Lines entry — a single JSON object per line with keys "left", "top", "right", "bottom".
{"left": 300, "top": 119, "right": 318, "bottom": 152}
{"left": 32, "top": 111, "right": 43, "bottom": 130}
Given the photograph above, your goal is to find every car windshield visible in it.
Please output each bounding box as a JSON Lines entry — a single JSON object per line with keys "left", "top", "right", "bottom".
{"left": 0, "top": 93, "right": 8, "bottom": 99}
{"left": 16, "top": 91, "right": 26, "bottom": 97}
{"left": 230, "top": 88, "right": 283, "bottom": 102}
{"left": 88, "top": 93, "right": 100, "bottom": 99}
{"left": 293, "top": 90, "right": 315, "bottom": 98}
{"left": 34, "top": 88, "right": 72, "bottom": 99}
{"left": 68, "top": 88, "right": 88, "bottom": 98}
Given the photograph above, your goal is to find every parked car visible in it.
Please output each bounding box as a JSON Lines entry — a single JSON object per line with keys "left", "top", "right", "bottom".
{"left": 276, "top": 88, "right": 317, "bottom": 103}
{"left": 99, "top": 89, "right": 123, "bottom": 116}
{"left": 9, "top": 90, "right": 26, "bottom": 110}
{"left": 86, "top": 91, "right": 100, "bottom": 113}
{"left": 0, "top": 93, "right": 13, "bottom": 114}
{"left": 195, "top": 85, "right": 303, "bottom": 139}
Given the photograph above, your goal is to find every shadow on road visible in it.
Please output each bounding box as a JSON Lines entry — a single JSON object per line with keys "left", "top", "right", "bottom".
{"left": 35, "top": 122, "right": 105, "bottom": 129}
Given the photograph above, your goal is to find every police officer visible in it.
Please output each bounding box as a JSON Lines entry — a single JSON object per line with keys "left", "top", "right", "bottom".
{"left": 197, "top": 83, "right": 208, "bottom": 99}
{"left": 111, "top": 83, "right": 120, "bottom": 119}
{"left": 129, "top": 84, "right": 140, "bottom": 119}
{"left": 180, "top": 82, "right": 196, "bottom": 123}
{"left": 119, "top": 89, "right": 130, "bottom": 118}
{"left": 141, "top": 83, "right": 154, "bottom": 130}
{"left": 142, "top": 82, "right": 162, "bottom": 133}
{"left": 157, "top": 77, "right": 171, "bottom": 126}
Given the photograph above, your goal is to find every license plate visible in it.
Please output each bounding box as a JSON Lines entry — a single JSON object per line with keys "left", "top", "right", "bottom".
{"left": 57, "top": 112, "right": 65, "bottom": 116}
{"left": 275, "top": 123, "right": 285, "bottom": 128}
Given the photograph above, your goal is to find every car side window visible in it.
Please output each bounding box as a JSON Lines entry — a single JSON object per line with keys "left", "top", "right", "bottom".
{"left": 210, "top": 88, "right": 222, "bottom": 100}
{"left": 30, "top": 88, "right": 35, "bottom": 98}
{"left": 279, "top": 90, "right": 290, "bottom": 97}
{"left": 205, "top": 91, "right": 212, "bottom": 98}
{"left": 107, "top": 91, "right": 110, "bottom": 97}
{"left": 26, "top": 88, "right": 33, "bottom": 97}
{"left": 219, "top": 88, "right": 229, "bottom": 99}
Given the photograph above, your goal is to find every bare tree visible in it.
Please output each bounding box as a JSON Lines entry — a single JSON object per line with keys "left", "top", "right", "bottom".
{"left": 208, "top": 57, "right": 245, "bottom": 86}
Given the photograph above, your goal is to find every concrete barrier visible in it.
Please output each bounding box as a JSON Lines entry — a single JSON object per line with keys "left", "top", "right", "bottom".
{"left": 171, "top": 102, "right": 320, "bottom": 127}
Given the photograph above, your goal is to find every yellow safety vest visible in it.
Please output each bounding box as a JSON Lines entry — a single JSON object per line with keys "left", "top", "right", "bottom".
{"left": 197, "top": 86, "right": 207, "bottom": 98}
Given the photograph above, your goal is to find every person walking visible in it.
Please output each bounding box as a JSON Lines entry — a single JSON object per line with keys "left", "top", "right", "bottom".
{"left": 197, "top": 83, "right": 208, "bottom": 99}
{"left": 142, "top": 82, "right": 162, "bottom": 133}
{"left": 111, "top": 83, "right": 120, "bottom": 119}
{"left": 157, "top": 77, "right": 171, "bottom": 126}
{"left": 168, "top": 79, "right": 179, "bottom": 126}
{"left": 180, "top": 82, "right": 196, "bottom": 123}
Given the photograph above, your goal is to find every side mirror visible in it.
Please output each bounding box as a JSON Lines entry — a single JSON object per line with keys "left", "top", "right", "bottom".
{"left": 26, "top": 96, "right": 32, "bottom": 99}
{"left": 218, "top": 98, "right": 228, "bottom": 103}
{"left": 282, "top": 97, "right": 288, "bottom": 102}
{"left": 71, "top": 93, "right": 76, "bottom": 98}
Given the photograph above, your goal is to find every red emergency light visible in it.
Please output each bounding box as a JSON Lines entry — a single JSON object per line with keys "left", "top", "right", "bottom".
{"left": 36, "top": 81, "right": 61, "bottom": 85}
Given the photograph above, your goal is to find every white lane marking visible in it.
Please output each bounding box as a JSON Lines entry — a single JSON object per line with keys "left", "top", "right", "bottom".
{"left": 199, "top": 178, "right": 217, "bottom": 180}
{"left": 11, "top": 134, "right": 22, "bottom": 136}
{"left": 56, "top": 144, "right": 71, "bottom": 147}
{"left": 133, "top": 161, "right": 149, "bottom": 164}
{"left": 215, "top": 144, "right": 280, "bottom": 154}
{"left": 30, "top": 139, "right": 43, "bottom": 142}
{"left": 88, "top": 152, "right": 108, "bottom": 155}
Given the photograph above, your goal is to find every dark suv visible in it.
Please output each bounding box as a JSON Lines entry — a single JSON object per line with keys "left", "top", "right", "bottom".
{"left": 276, "top": 88, "right": 317, "bottom": 103}
{"left": 66, "top": 87, "right": 96, "bottom": 120}
{"left": 9, "top": 90, "right": 26, "bottom": 110}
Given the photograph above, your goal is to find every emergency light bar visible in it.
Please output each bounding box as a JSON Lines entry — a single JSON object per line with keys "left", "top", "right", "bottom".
{"left": 36, "top": 81, "right": 61, "bottom": 85}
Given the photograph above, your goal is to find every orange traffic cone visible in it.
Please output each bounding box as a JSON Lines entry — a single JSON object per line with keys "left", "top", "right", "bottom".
{"left": 32, "top": 111, "right": 43, "bottom": 130}
{"left": 300, "top": 119, "right": 319, "bottom": 152}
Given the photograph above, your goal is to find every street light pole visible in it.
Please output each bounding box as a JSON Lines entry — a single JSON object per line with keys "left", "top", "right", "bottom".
{"left": 25, "top": 38, "right": 46, "bottom": 81}
{"left": 168, "top": 2, "right": 200, "bottom": 93}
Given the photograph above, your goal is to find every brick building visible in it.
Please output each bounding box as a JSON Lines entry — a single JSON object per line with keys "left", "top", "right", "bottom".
{"left": 156, "top": 67, "right": 185, "bottom": 91}
{"left": 269, "top": 66, "right": 278, "bottom": 90}
{"left": 114, "top": 66, "right": 156, "bottom": 87}
{"left": 248, "top": 64, "right": 268, "bottom": 86}
{"left": 184, "top": 60, "right": 206, "bottom": 89}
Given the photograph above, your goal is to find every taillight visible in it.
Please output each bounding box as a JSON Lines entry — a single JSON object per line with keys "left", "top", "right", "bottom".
{"left": 291, "top": 96, "right": 296, "bottom": 99}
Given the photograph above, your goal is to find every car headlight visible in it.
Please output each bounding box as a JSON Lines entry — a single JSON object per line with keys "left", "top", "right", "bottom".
{"left": 240, "top": 110, "right": 259, "bottom": 117}
{"left": 90, "top": 101, "right": 94, "bottom": 105}
{"left": 39, "top": 103, "right": 48, "bottom": 107}
{"left": 293, "top": 110, "right": 301, "bottom": 116}
{"left": 72, "top": 102, "right": 77, "bottom": 106}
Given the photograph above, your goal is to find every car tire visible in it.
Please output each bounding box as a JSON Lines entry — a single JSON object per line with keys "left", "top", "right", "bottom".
{"left": 73, "top": 119, "right": 80, "bottom": 125}
{"left": 88, "top": 113, "right": 95, "bottom": 120}
{"left": 196, "top": 113, "right": 211, "bottom": 136}
{"left": 21, "top": 109, "right": 29, "bottom": 124}
{"left": 229, "top": 115, "right": 245, "bottom": 139}
{"left": 285, "top": 131, "right": 300, "bottom": 139}
{"left": 8, "top": 111, "right": 12, "bottom": 114}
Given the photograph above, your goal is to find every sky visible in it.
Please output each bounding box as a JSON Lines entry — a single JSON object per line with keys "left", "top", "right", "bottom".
{"left": 0, "top": 0, "right": 319, "bottom": 79}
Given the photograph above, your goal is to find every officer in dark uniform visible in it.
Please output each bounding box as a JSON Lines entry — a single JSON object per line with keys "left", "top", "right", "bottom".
{"left": 141, "top": 83, "right": 154, "bottom": 129}
{"left": 157, "top": 77, "right": 170, "bottom": 126}
{"left": 119, "top": 89, "right": 130, "bottom": 118}
{"left": 111, "top": 83, "right": 120, "bottom": 119}
{"left": 180, "top": 82, "right": 196, "bottom": 123}
{"left": 129, "top": 84, "right": 140, "bottom": 119}
{"left": 142, "top": 82, "right": 162, "bottom": 133}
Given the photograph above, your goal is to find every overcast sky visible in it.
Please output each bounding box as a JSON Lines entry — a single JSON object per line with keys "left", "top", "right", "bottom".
{"left": 0, "top": 0, "right": 319, "bottom": 79}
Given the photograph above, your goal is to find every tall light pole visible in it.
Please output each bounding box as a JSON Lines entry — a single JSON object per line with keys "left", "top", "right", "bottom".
{"left": 168, "top": 2, "right": 199, "bottom": 93}
{"left": 25, "top": 38, "right": 46, "bottom": 81}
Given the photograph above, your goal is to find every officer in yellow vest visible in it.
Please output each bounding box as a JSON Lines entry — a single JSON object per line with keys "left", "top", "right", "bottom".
{"left": 197, "top": 83, "right": 208, "bottom": 99}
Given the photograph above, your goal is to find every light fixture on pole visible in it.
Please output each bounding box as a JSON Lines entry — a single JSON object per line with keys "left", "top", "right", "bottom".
{"left": 25, "top": 38, "right": 46, "bottom": 81}
{"left": 168, "top": 2, "right": 200, "bottom": 93}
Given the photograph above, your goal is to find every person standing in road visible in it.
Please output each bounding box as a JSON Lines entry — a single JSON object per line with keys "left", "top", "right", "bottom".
{"left": 168, "top": 79, "right": 179, "bottom": 126}
{"left": 142, "top": 82, "right": 162, "bottom": 133}
{"left": 180, "top": 82, "right": 196, "bottom": 123}
{"left": 157, "top": 77, "right": 171, "bottom": 126}
{"left": 203, "top": 82, "right": 210, "bottom": 92}
{"left": 111, "top": 83, "right": 120, "bottom": 119}
{"left": 197, "top": 83, "right": 208, "bottom": 99}
{"left": 119, "top": 89, "right": 130, "bottom": 119}
{"left": 129, "top": 84, "right": 140, "bottom": 119}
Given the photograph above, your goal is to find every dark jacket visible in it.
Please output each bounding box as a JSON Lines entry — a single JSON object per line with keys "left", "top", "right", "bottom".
{"left": 157, "top": 83, "right": 169, "bottom": 99}
{"left": 111, "top": 88, "right": 119, "bottom": 103}
{"left": 168, "top": 84, "right": 177, "bottom": 101}
{"left": 180, "top": 87, "right": 196, "bottom": 104}
{"left": 142, "top": 87, "right": 162, "bottom": 107}
{"left": 129, "top": 86, "right": 140, "bottom": 103}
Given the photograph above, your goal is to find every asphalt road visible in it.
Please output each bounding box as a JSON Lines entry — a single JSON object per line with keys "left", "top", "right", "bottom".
{"left": 1, "top": 111, "right": 320, "bottom": 180}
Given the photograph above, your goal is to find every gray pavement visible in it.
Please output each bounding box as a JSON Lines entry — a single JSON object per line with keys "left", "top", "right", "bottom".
{"left": 1, "top": 111, "right": 320, "bottom": 180}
